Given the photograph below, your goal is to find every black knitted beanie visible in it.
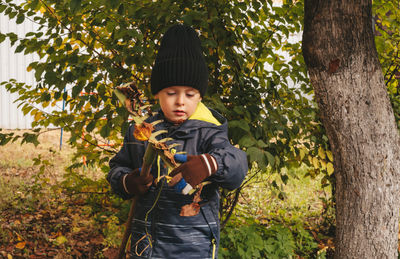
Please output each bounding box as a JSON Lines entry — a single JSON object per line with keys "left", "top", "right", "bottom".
{"left": 150, "top": 24, "right": 209, "bottom": 96}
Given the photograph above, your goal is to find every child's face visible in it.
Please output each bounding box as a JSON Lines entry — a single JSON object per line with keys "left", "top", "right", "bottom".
{"left": 155, "top": 86, "right": 202, "bottom": 124}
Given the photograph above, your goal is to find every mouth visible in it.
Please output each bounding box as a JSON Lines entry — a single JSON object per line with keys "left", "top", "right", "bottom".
{"left": 173, "top": 110, "right": 186, "bottom": 116}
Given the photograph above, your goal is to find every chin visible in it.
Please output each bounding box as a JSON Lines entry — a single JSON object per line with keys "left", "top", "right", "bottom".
{"left": 170, "top": 118, "right": 186, "bottom": 124}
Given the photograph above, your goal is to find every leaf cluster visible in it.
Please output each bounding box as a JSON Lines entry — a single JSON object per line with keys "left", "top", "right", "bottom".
{"left": 0, "top": 0, "right": 325, "bottom": 178}
{"left": 219, "top": 218, "right": 298, "bottom": 259}
{"left": 373, "top": 0, "right": 400, "bottom": 129}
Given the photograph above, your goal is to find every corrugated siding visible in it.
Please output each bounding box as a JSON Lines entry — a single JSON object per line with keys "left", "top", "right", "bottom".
{"left": 0, "top": 9, "right": 37, "bottom": 129}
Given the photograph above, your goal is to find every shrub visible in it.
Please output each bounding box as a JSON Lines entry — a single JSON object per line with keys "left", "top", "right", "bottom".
{"left": 219, "top": 219, "right": 296, "bottom": 259}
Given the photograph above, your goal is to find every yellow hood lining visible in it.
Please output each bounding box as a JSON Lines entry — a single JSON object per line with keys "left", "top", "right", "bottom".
{"left": 188, "top": 102, "right": 221, "bottom": 126}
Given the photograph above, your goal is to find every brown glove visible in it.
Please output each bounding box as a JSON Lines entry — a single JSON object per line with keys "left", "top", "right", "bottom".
{"left": 122, "top": 168, "right": 153, "bottom": 196}
{"left": 169, "top": 154, "right": 218, "bottom": 189}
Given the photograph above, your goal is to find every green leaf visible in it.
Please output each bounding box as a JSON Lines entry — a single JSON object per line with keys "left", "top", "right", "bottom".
{"left": 247, "top": 147, "right": 267, "bottom": 168}
{"left": 238, "top": 135, "right": 256, "bottom": 148}
{"left": 117, "top": 4, "right": 125, "bottom": 14}
{"left": 0, "top": 4, "right": 7, "bottom": 13}
{"left": 0, "top": 33, "right": 5, "bottom": 44}
{"left": 86, "top": 120, "right": 97, "bottom": 132}
{"left": 70, "top": 0, "right": 82, "bottom": 12}
{"left": 265, "top": 151, "right": 275, "bottom": 167}
{"left": 100, "top": 122, "right": 111, "bottom": 138}
{"left": 257, "top": 139, "right": 268, "bottom": 148}
{"left": 44, "top": 71, "right": 58, "bottom": 86}
{"left": 15, "top": 44, "right": 25, "bottom": 53}
{"left": 114, "top": 88, "right": 127, "bottom": 104}
{"left": 72, "top": 82, "right": 85, "bottom": 98}
{"left": 16, "top": 14, "right": 25, "bottom": 24}
{"left": 21, "top": 133, "right": 40, "bottom": 146}
{"left": 280, "top": 174, "right": 289, "bottom": 184}
{"left": 229, "top": 120, "right": 250, "bottom": 132}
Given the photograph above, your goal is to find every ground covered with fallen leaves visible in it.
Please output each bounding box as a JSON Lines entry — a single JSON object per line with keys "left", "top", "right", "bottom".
{"left": 0, "top": 197, "right": 115, "bottom": 258}
{"left": 0, "top": 130, "right": 123, "bottom": 258}
{"left": 0, "top": 130, "right": 341, "bottom": 258}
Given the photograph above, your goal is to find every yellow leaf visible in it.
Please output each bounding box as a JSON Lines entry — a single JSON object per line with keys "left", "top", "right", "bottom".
{"left": 7, "top": 254, "right": 12, "bottom": 259}
{"left": 72, "top": 227, "right": 81, "bottom": 233}
{"left": 27, "top": 66, "right": 33, "bottom": 72}
{"left": 42, "top": 101, "right": 50, "bottom": 108}
{"left": 327, "top": 162, "right": 334, "bottom": 175}
{"left": 320, "top": 160, "right": 327, "bottom": 170}
{"left": 299, "top": 148, "right": 306, "bottom": 161}
{"left": 318, "top": 147, "right": 326, "bottom": 159}
{"left": 326, "top": 150, "right": 333, "bottom": 162}
{"left": 15, "top": 232, "right": 23, "bottom": 241}
{"left": 15, "top": 241, "right": 26, "bottom": 249}
{"left": 34, "top": 111, "right": 42, "bottom": 121}
{"left": 308, "top": 155, "right": 313, "bottom": 164}
{"left": 55, "top": 235, "right": 68, "bottom": 245}
{"left": 312, "top": 157, "right": 319, "bottom": 169}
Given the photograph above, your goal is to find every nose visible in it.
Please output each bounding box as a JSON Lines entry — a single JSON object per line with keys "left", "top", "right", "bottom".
{"left": 176, "top": 93, "right": 184, "bottom": 106}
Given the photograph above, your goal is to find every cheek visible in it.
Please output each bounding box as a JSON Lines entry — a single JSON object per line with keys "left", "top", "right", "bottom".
{"left": 189, "top": 101, "right": 200, "bottom": 113}
{"left": 160, "top": 98, "right": 174, "bottom": 111}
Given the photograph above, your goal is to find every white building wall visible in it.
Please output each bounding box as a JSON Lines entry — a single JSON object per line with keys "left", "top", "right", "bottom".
{"left": 0, "top": 9, "right": 37, "bottom": 129}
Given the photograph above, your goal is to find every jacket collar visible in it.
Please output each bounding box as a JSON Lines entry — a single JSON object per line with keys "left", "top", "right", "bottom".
{"left": 151, "top": 103, "right": 227, "bottom": 136}
{"left": 188, "top": 102, "right": 221, "bottom": 126}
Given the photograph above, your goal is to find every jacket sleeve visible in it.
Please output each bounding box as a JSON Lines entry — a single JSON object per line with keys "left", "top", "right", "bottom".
{"left": 203, "top": 127, "right": 248, "bottom": 190}
{"left": 107, "top": 125, "right": 145, "bottom": 200}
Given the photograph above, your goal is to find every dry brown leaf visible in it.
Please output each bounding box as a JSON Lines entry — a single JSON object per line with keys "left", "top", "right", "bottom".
{"left": 193, "top": 185, "right": 203, "bottom": 203}
{"left": 162, "top": 150, "right": 177, "bottom": 168}
{"left": 153, "top": 141, "right": 178, "bottom": 168}
{"left": 180, "top": 203, "right": 201, "bottom": 217}
{"left": 134, "top": 122, "right": 154, "bottom": 141}
{"left": 180, "top": 185, "right": 203, "bottom": 217}
{"left": 124, "top": 99, "right": 133, "bottom": 113}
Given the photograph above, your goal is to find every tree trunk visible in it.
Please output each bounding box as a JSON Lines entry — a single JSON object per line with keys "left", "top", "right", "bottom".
{"left": 302, "top": 1, "right": 400, "bottom": 258}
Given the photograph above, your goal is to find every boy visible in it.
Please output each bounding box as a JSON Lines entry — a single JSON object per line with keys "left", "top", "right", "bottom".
{"left": 108, "top": 24, "right": 248, "bottom": 259}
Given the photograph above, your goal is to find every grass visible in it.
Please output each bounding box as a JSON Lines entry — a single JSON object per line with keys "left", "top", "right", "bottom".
{"left": 0, "top": 129, "right": 71, "bottom": 209}
{"left": 219, "top": 165, "right": 335, "bottom": 258}
{"left": 0, "top": 129, "right": 73, "bottom": 177}
{"left": 239, "top": 165, "right": 332, "bottom": 222}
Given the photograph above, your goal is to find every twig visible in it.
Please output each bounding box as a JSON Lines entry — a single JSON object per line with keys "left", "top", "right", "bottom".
{"left": 220, "top": 187, "right": 241, "bottom": 229}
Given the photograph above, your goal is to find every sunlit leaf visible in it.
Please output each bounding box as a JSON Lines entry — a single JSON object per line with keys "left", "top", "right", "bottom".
{"left": 55, "top": 235, "right": 68, "bottom": 245}
{"left": 15, "top": 241, "right": 26, "bottom": 249}
{"left": 312, "top": 157, "right": 319, "bottom": 169}
{"left": 327, "top": 162, "right": 334, "bottom": 175}
{"left": 326, "top": 150, "right": 333, "bottom": 162}
{"left": 134, "top": 122, "right": 154, "bottom": 141}
{"left": 318, "top": 147, "right": 326, "bottom": 159}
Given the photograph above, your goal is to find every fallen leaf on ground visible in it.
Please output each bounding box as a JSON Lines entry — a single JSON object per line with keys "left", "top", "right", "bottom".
{"left": 15, "top": 241, "right": 26, "bottom": 249}
{"left": 55, "top": 235, "right": 68, "bottom": 246}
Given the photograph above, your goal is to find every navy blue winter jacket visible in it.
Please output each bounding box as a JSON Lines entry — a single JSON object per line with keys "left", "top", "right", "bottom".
{"left": 108, "top": 103, "right": 248, "bottom": 258}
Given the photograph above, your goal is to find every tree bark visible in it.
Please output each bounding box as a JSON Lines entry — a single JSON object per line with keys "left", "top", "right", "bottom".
{"left": 302, "top": 1, "right": 400, "bottom": 258}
